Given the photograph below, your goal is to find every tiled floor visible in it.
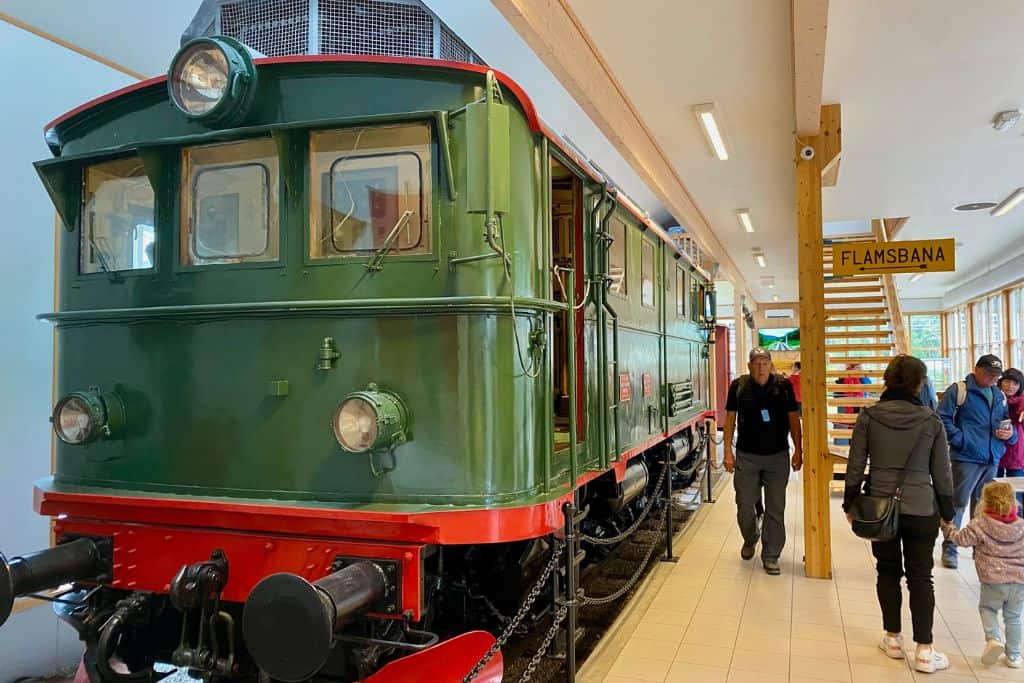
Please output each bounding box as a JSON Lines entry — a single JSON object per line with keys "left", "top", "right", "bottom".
{"left": 579, "top": 471, "right": 1024, "bottom": 683}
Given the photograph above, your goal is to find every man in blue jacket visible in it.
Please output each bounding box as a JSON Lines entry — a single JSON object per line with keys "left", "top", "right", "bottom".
{"left": 938, "top": 354, "right": 1018, "bottom": 568}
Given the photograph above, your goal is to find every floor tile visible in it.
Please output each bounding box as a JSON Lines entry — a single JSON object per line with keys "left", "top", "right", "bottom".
{"left": 606, "top": 656, "right": 672, "bottom": 682}
{"left": 790, "top": 655, "right": 854, "bottom": 681}
{"left": 616, "top": 636, "right": 680, "bottom": 663}
{"left": 730, "top": 647, "right": 789, "bottom": 673}
{"left": 673, "top": 643, "right": 733, "bottom": 667}
{"left": 664, "top": 662, "right": 729, "bottom": 682}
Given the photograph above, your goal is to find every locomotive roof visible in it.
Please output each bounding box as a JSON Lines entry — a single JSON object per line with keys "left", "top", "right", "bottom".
{"left": 44, "top": 54, "right": 708, "bottom": 279}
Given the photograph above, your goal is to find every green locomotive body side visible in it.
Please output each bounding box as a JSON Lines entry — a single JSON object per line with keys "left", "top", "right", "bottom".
{"left": 38, "top": 58, "right": 712, "bottom": 512}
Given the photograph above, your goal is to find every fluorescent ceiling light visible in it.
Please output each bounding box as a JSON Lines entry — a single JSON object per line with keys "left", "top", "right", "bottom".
{"left": 693, "top": 103, "right": 730, "bottom": 160}
{"left": 752, "top": 248, "right": 766, "bottom": 268}
{"left": 991, "top": 188, "right": 1024, "bottom": 217}
{"left": 909, "top": 272, "right": 924, "bottom": 284}
{"left": 736, "top": 209, "right": 754, "bottom": 233}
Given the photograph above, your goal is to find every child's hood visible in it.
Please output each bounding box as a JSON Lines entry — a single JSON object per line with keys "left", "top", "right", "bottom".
{"left": 978, "top": 513, "right": 1024, "bottom": 543}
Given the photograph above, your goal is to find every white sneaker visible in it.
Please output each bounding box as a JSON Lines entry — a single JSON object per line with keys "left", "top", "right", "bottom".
{"left": 1007, "top": 654, "right": 1023, "bottom": 669}
{"left": 879, "top": 633, "right": 904, "bottom": 659}
{"left": 982, "top": 639, "right": 1006, "bottom": 666}
{"left": 914, "top": 647, "right": 950, "bottom": 674}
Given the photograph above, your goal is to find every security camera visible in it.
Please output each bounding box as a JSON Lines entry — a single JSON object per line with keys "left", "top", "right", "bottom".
{"left": 799, "top": 146, "right": 815, "bottom": 160}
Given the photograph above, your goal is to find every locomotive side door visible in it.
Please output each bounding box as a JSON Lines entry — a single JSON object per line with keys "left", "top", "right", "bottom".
{"left": 549, "top": 156, "right": 587, "bottom": 479}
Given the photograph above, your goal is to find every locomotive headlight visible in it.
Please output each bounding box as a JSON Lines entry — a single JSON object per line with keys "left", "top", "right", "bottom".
{"left": 51, "top": 389, "right": 125, "bottom": 445}
{"left": 168, "top": 36, "right": 256, "bottom": 125}
{"left": 332, "top": 385, "right": 409, "bottom": 453}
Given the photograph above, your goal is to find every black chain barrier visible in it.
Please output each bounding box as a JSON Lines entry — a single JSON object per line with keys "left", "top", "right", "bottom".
{"left": 578, "top": 463, "right": 668, "bottom": 546}
{"left": 578, "top": 496, "right": 668, "bottom": 606}
{"left": 460, "top": 541, "right": 566, "bottom": 683}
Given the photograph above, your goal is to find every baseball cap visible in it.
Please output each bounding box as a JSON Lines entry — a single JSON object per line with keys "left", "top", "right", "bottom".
{"left": 976, "top": 354, "right": 1004, "bottom": 374}
{"left": 749, "top": 347, "right": 772, "bottom": 361}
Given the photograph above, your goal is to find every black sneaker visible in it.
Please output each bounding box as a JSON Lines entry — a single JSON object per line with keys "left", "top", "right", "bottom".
{"left": 763, "top": 559, "right": 781, "bottom": 575}
{"left": 741, "top": 543, "right": 756, "bottom": 560}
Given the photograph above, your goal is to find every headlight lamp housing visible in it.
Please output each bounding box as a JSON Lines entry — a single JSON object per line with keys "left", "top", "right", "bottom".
{"left": 332, "top": 385, "right": 409, "bottom": 454}
{"left": 52, "top": 389, "right": 125, "bottom": 445}
{"left": 167, "top": 36, "right": 257, "bottom": 125}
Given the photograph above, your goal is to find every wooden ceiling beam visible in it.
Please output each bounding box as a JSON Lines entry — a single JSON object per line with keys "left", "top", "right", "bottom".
{"left": 491, "top": 0, "right": 748, "bottom": 297}
{"left": 792, "top": 0, "right": 830, "bottom": 136}
{"left": 883, "top": 216, "right": 910, "bottom": 240}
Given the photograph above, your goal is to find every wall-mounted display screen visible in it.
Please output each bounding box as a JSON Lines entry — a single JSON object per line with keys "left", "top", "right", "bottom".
{"left": 758, "top": 327, "right": 800, "bottom": 351}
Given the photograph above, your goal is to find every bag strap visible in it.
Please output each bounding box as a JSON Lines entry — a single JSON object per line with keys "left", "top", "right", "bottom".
{"left": 864, "top": 405, "right": 916, "bottom": 501}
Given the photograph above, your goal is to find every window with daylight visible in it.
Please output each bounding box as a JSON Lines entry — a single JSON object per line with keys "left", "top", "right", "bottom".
{"left": 1009, "top": 285, "right": 1024, "bottom": 368}
{"left": 906, "top": 314, "right": 942, "bottom": 359}
{"left": 946, "top": 307, "right": 969, "bottom": 380}
{"left": 971, "top": 294, "right": 1006, "bottom": 363}
{"left": 81, "top": 156, "right": 155, "bottom": 274}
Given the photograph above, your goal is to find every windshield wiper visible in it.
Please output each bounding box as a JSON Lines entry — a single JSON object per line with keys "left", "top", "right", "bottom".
{"left": 364, "top": 210, "right": 414, "bottom": 273}
{"left": 88, "top": 236, "right": 123, "bottom": 283}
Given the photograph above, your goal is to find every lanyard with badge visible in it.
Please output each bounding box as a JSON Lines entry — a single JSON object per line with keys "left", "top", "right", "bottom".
{"left": 748, "top": 381, "right": 772, "bottom": 423}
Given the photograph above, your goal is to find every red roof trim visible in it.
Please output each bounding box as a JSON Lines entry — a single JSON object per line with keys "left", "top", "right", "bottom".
{"left": 44, "top": 55, "right": 541, "bottom": 134}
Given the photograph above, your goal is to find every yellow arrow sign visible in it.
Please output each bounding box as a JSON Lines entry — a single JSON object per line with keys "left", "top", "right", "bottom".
{"left": 832, "top": 238, "right": 955, "bottom": 276}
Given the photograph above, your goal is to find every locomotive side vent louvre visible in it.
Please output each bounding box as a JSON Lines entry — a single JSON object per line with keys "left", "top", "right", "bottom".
{"left": 184, "top": 0, "right": 485, "bottom": 64}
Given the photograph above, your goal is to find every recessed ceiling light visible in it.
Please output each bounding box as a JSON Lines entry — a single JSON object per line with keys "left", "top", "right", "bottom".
{"left": 693, "top": 103, "right": 730, "bottom": 160}
{"left": 953, "top": 202, "right": 997, "bottom": 212}
{"left": 752, "top": 248, "right": 766, "bottom": 268}
{"left": 736, "top": 209, "right": 754, "bottom": 233}
{"left": 772, "top": 295, "right": 779, "bottom": 302}
{"left": 993, "top": 110, "right": 1022, "bottom": 132}
{"left": 909, "top": 273, "right": 924, "bottom": 284}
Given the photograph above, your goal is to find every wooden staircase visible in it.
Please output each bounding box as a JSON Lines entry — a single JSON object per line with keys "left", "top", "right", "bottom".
{"left": 821, "top": 226, "right": 909, "bottom": 484}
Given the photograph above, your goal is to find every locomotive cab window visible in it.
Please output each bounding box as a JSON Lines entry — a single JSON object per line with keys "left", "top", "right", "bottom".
{"left": 81, "top": 156, "right": 155, "bottom": 275}
{"left": 181, "top": 138, "right": 280, "bottom": 266}
{"left": 676, "top": 265, "right": 687, "bottom": 318}
{"left": 608, "top": 217, "right": 627, "bottom": 296}
{"left": 641, "top": 239, "right": 655, "bottom": 308}
{"left": 310, "top": 124, "right": 431, "bottom": 259}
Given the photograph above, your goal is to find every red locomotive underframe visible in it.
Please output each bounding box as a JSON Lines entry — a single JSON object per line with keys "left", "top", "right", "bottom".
{"left": 37, "top": 413, "right": 713, "bottom": 618}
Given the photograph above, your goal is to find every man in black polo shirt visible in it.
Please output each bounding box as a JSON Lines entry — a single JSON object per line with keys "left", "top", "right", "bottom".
{"left": 723, "top": 347, "right": 803, "bottom": 575}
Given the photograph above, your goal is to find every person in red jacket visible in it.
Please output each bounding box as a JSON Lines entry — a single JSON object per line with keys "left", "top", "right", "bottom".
{"left": 998, "top": 368, "right": 1024, "bottom": 477}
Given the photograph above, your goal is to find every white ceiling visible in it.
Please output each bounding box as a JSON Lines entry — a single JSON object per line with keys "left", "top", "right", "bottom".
{"left": 8, "top": 0, "right": 1020, "bottom": 306}
{"left": 562, "top": 0, "right": 797, "bottom": 304}
{"left": 823, "top": 0, "right": 1024, "bottom": 299}
{"left": 0, "top": 0, "right": 197, "bottom": 77}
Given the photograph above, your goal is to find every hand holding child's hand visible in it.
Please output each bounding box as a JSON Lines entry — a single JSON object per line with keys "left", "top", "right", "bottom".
{"left": 941, "top": 521, "right": 955, "bottom": 539}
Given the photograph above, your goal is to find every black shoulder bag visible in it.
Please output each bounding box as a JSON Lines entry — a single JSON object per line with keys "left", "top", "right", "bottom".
{"left": 848, "top": 409, "right": 914, "bottom": 542}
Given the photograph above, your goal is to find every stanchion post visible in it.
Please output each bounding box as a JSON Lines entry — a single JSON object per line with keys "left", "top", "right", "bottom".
{"left": 706, "top": 421, "right": 716, "bottom": 504}
{"left": 662, "top": 454, "right": 677, "bottom": 562}
{"left": 562, "top": 501, "right": 578, "bottom": 683}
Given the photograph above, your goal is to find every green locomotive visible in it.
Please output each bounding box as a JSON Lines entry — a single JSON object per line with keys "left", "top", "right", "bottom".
{"left": 0, "top": 36, "right": 714, "bottom": 682}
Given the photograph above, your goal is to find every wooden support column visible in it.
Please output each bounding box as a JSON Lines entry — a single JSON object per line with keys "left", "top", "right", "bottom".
{"left": 797, "top": 103, "right": 840, "bottom": 579}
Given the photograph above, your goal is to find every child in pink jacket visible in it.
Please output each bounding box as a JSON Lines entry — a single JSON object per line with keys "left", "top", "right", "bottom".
{"left": 945, "top": 481, "right": 1024, "bottom": 668}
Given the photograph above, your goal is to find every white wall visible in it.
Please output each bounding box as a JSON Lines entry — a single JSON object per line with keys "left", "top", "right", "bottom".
{"left": 0, "top": 20, "right": 134, "bottom": 676}
{"left": 942, "top": 242, "right": 1024, "bottom": 310}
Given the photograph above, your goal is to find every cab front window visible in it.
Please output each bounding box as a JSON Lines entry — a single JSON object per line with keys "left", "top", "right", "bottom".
{"left": 182, "top": 138, "right": 279, "bottom": 266}
{"left": 81, "top": 157, "right": 155, "bottom": 275}
{"left": 310, "top": 123, "right": 432, "bottom": 259}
